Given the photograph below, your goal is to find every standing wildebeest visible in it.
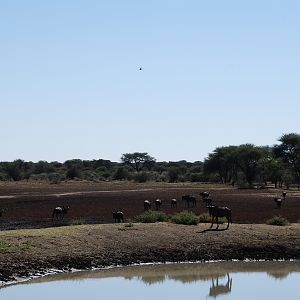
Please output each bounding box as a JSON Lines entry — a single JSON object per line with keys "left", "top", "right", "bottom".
{"left": 155, "top": 199, "right": 162, "bottom": 210}
{"left": 207, "top": 205, "right": 232, "bottom": 229}
{"left": 144, "top": 200, "right": 151, "bottom": 211}
{"left": 52, "top": 206, "right": 69, "bottom": 221}
{"left": 274, "top": 197, "right": 283, "bottom": 208}
{"left": 171, "top": 198, "right": 177, "bottom": 208}
{"left": 282, "top": 192, "right": 287, "bottom": 200}
{"left": 112, "top": 211, "right": 124, "bottom": 222}
{"left": 182, "top": 195, "right": 196, "bottom": 207}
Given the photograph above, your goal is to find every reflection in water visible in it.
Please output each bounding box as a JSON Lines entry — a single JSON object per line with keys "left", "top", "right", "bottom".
{"left": 1, "top": 261, "right": 299, "bottom": 300}
{"left": 208, "top": 273, "right": 232, "bottom": 298}
{"left": 267, "top": 272, "right": 289, "bottom": 280}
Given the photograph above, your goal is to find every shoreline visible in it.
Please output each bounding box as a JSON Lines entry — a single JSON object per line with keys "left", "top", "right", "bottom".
{"left": 2, "top": 259, "right": 300, "bottom": 288}
{"left": 0, "top": 222, "right": 299, "bottom": 286}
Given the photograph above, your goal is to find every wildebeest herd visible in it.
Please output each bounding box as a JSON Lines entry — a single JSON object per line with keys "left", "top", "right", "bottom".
{"left": 140, "top": 191, "right": 232, "bottom": 229}
{"left": 0, "top": 190, "right": 290, "bottom": 231}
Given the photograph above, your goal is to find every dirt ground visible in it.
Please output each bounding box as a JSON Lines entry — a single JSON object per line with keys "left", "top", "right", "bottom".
{"left": 0, "top": 181, "right": 299, "bottom": 229}
{"left": 0, "top": 182, "right": 299, "bottom": 285}
{"left": 0, "top": 222, "right": 299, "bottom": 284}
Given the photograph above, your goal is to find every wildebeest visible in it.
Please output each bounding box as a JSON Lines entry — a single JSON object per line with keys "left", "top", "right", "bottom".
{"left": 144, "top": 200, "right": 151, "bottom": 211}
{"left": 207, "top": 205, "right": 232, "bottom": 229}
{"left": 112, "top": 211, "right": 124, "bottom": 222}
{"left": 200, "top": 191, "right": 210, "bottom": 200}
{"left": 274, "top": 197, "right": 283, "bottom": 208}
{"left": 52, "top": 206, "right": 69, "bottom": 221}
{"left": 171, "top": 198, "right": 177, "bottom": 208}
{"left": 282, "top": 192, "right": 287, "bottom": 200}
{"left": 155, "top": 199, "right": 162, "bottom": 210}
{"left": 182, "top": 195, "right": 196, "bottom": 207}
{"left": 200, "top": 192, "right": 212, "bottom": 205}
{"left": 209, "top": 273, "right": 232, "bottom": 298}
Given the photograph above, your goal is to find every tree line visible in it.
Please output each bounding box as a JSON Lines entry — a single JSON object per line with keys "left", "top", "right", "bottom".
{"left": 1, "top": 133, "right": 299, "bottom": 188}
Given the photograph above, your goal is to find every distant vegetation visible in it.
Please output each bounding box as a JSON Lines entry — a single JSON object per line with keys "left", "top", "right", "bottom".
{"left": 170, "top": 211, "right": 199, "bottom": 225}
{"left": 266, "top": 216, "right": 290, "bottom": 226}
{"left": 135, "top": 211, "right": 168, "bottom": 223}
{"left": 1, "top": 133, "right": 300, "bottom": 189}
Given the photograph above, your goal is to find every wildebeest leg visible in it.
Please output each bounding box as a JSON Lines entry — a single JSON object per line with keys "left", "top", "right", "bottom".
{"left": 226, "top": 217, "right": 230, "bottom": 229}
{"left": 210, "top": 216, "right": 214, "bottom": 228}
{"left": 216, "top": 217, "right": 219, "bottom": 229}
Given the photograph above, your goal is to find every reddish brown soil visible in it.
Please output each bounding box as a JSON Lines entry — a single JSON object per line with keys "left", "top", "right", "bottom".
{"left": 0, "top": 182, "right": 299, "bottom": 285}
{"left": 0, "top": 182, "right": 299, "bottom": 229}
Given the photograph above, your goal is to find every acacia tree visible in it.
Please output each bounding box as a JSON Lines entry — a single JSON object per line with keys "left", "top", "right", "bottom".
{"left": 203, "top": 146, "right": 237, "bottom": 183}
{"left": 235, "top": 144, "right": 263, "bottom": 186}
{"left": 121, "top": 152, "right": 156, "bottom": 172}
{"left": 274, "top": 133, "right": 300, "bottom": 186}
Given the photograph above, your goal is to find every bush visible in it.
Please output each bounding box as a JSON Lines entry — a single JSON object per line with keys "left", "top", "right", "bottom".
{"left": 113, "top": 167, "right": 130, "bottom": 180}
{"left": 190, "top": 173, "right": 206, "bottom": 182}
{"left": 135, "top": 210, "right": 168, "bottom": 223}
{"left": 170, "top": 211, "right": 199, "bottom": 225}
{"left": 266, "top": 215, "right": 289, "bottom": 226}
{"left": 70, "top": 218, "right": 85, "bottom": 226}
{"left": 134, "top": 172, "right": 149, "bottom": 183}
{"left": 48, "top": 172, "right": 61, "bottom": 184}
{"left": 198, "top": 213, "right": 211, "bottom": 223}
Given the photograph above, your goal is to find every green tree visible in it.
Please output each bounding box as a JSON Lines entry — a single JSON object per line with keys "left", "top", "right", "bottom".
{"left": 203, "top": 146, "right": 237, "bottom": 183}
{"left": 168, "top": 168, "right": 179, "bottom": 183}
{"left": 274, "top": 133, "right": 300, "bottom": 185}
{"left": 235, "top": 144, "right": 263, "bottom": 186}
{"left": 121, "top": 152, "right": 156, "bottom": 172}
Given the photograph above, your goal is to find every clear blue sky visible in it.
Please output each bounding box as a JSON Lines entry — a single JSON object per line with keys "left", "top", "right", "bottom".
{"left": 1, "top": 1, "right": 299, "bottom": 163}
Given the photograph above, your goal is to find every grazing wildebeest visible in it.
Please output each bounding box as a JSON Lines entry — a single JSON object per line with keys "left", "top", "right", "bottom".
{"left": 112, "top": 211, "right": 124, "bottom": 222}
{"left": 52, "top": 206, "right": 69, "bottom": 221}
{"left": 274, "top": 197, "right": 283, "bottom": 208}
{"left": 144, "top": 200, "right": 151, "bottom": 211}
{"left": 155, "top": 199, "right": 162, "bottom": 210}
{"left": 207, "top": 205, "right": 232, "bottom": 229}
{"left": 182, "top": 195, "right": 196, "bottom": 207}
{"left": 171, "top": 198, "right": 177, "bottom": 208}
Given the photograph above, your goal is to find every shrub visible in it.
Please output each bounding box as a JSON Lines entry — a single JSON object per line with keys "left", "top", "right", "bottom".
{"left": 70, "top": 218, "right": 85, "bottom": 226}
{"left": 170, "top": 211, "right": 199, "bottom": 225}
{"left": 134, "top": 172, "right": 149, "bottom": 183}
{"left": 124, "top": 222, "right": 134, "bottom": 228}
{"left": 198, "top": 213, "right": 211, "bottom": 223}
{"left": 135, "top": 210, "right": 168, "bottom": 223}
{"left": 266, "top": 215, "right": 289, "bottom": 226}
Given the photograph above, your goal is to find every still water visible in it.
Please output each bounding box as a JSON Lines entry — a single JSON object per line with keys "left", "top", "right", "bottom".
{"left": 1, "top": 261, "right": 300, "bottom": 300}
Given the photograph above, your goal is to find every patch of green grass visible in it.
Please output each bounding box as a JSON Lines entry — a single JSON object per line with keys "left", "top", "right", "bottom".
{"left": 0, "top": 240, "right": 13, "bottom": 253}
{"left": 170, "top": 211, "right": 199, "bottom": 225}
{"left": 135, "top": 210, "right": 168, "bottom": 223}
{"left": 69, "top": 218, "right": 86, "bottom": 226}
{"left": 124, "top": 222, "right": 134, "bottom": 227}
{"left": 267, "top": 215, "right": 289, "bottom": 226}
{"left": 0, "top": 240, "right": 33, "bottom": 253}
{"left": 198, "top": 213, "right": 211, "bottom": 223}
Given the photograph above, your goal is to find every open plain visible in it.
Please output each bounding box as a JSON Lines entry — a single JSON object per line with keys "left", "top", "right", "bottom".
{"left": 0, "top": 181, "right": 299, "bottom": 285}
